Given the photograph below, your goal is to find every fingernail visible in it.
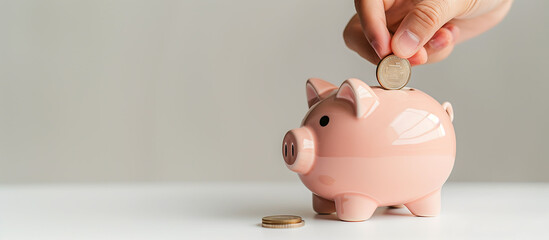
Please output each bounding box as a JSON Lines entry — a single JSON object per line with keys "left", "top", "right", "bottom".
{"left": 428, "top": 37, "right": 445, "bottom": 49}
{"left": 397, "top": 30, "right": 420, "bottom": 57}
{"left": 370, "top": 40, "right": 381, "bottom": 58}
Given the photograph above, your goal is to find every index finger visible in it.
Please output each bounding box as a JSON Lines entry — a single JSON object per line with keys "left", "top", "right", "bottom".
{"left": 354, "top": 0, "right": 393, "bottom": 58}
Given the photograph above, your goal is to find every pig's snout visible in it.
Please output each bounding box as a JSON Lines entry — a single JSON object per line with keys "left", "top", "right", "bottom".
{"left": 282, "top": 128, "right": 315, "bottom": 174}
{"left": 282, "top": 131, "right": 299, "bottom": 165}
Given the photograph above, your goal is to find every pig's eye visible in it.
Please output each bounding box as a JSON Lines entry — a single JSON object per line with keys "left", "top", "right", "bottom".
{"left": 319, "top": 115, "right": 329, "bottom": 127}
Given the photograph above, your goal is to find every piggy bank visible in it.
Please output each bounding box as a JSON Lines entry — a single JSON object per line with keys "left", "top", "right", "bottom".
{"left": 282, "top": 78, "right": 455, "bottom": 221}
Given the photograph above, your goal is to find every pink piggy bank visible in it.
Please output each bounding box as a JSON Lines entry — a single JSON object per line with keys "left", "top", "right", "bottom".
{"left": 282, "top": 78, "right": 455, "bottom": 221}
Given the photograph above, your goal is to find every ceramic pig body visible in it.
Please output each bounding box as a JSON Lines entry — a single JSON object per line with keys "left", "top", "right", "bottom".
{"left": 282, "top": 78, "right": 456, "bottom": 222}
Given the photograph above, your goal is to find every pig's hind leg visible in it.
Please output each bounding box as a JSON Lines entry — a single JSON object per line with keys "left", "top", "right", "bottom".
{"left": 313, "top": 194, "right": 335, "bottom": 214}
{"left": 404, "top": 189, "right": 441, "bottom": 217}
{"left": 334, "top": 193, "right": 377, "bottom": 221}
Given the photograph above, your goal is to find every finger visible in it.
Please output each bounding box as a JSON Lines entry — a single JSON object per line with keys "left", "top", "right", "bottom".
{"left": 426, "top": 24, "right": 458, "bottom": 51}
{"left": 343, "top": 14, "right": 381, "bottom": 64}
{"left": 391, "top": 0, "right": 466, "bottom": 58}
{"left": 354, "top": 0, "right": 392, "bottom": 58}
{"left": 425, "top": 44, "right": 454, "bottom": 64}
{"left": 424, "top": 24, "right": 459, "bottom": 64}
{"left": 408, "top": 47, "right": 428, "bottom": 66}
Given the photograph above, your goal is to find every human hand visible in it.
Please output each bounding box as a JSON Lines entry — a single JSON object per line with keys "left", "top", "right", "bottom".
{"left": 343, "top": 0, "right": 513, "bottom": 65}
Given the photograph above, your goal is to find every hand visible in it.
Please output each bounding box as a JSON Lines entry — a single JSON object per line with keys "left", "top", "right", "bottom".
{"left": 343, "top": 0, "right": 513, "bottom": 65}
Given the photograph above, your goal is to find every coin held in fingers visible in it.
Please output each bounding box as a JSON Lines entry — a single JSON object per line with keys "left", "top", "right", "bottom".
{"left": 376, "top": 55, "right": 411, "bottom": 90}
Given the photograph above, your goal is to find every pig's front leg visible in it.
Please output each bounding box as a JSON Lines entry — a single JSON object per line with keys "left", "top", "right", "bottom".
{"left": 312, "top": 194, "right": 335, "bottom": 214}
{"left": 334, "top": 193, "right": 377, "bottom": 221}
{"left": 404, "top": 189, "right": 441, "bottom": 217}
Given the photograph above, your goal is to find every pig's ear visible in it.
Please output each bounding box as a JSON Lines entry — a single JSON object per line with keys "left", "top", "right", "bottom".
{"left": 306, "top": 78, "right": 337, "bottom": 108}
{"left": 336, "top": 78, "right": 379, "bottom": 118}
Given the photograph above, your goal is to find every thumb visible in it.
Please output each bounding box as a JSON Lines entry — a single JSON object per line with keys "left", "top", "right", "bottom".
{"left": 391, "top": 0, "right": 466, "bottom": 58}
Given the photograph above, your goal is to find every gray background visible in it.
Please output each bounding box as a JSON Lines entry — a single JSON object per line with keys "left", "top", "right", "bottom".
{"left": 0, "top": 0, "right": 547, "bottom": 183}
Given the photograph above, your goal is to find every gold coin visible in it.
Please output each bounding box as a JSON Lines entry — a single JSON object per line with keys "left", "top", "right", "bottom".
{"left": 262, "top": 221, "right": 305, "bottom": 229}
{"left": 262, "top": 215, "right": 302, "bottom": 224}
{"left": 376, "top": 54, "right": 411, "bottom": 90}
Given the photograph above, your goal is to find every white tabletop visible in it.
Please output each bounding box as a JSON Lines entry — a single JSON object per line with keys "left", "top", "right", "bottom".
{"left": 0, "top": 182, "right": 548, "bottom": 240}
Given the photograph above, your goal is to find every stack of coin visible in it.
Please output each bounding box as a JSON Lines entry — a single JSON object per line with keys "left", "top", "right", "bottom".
{"left": 261, "top": 215, "right": 304, "bottom": 228}
{"left": 376, "top": 54, "right": 411, "bottom": 90}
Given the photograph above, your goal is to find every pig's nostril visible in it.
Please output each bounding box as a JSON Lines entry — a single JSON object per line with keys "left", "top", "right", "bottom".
{"left": 291, "top": 143, "right": 295, "bottom": 157}
{"left": 284, "top": 143, "right": 288, "bottom": 157}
